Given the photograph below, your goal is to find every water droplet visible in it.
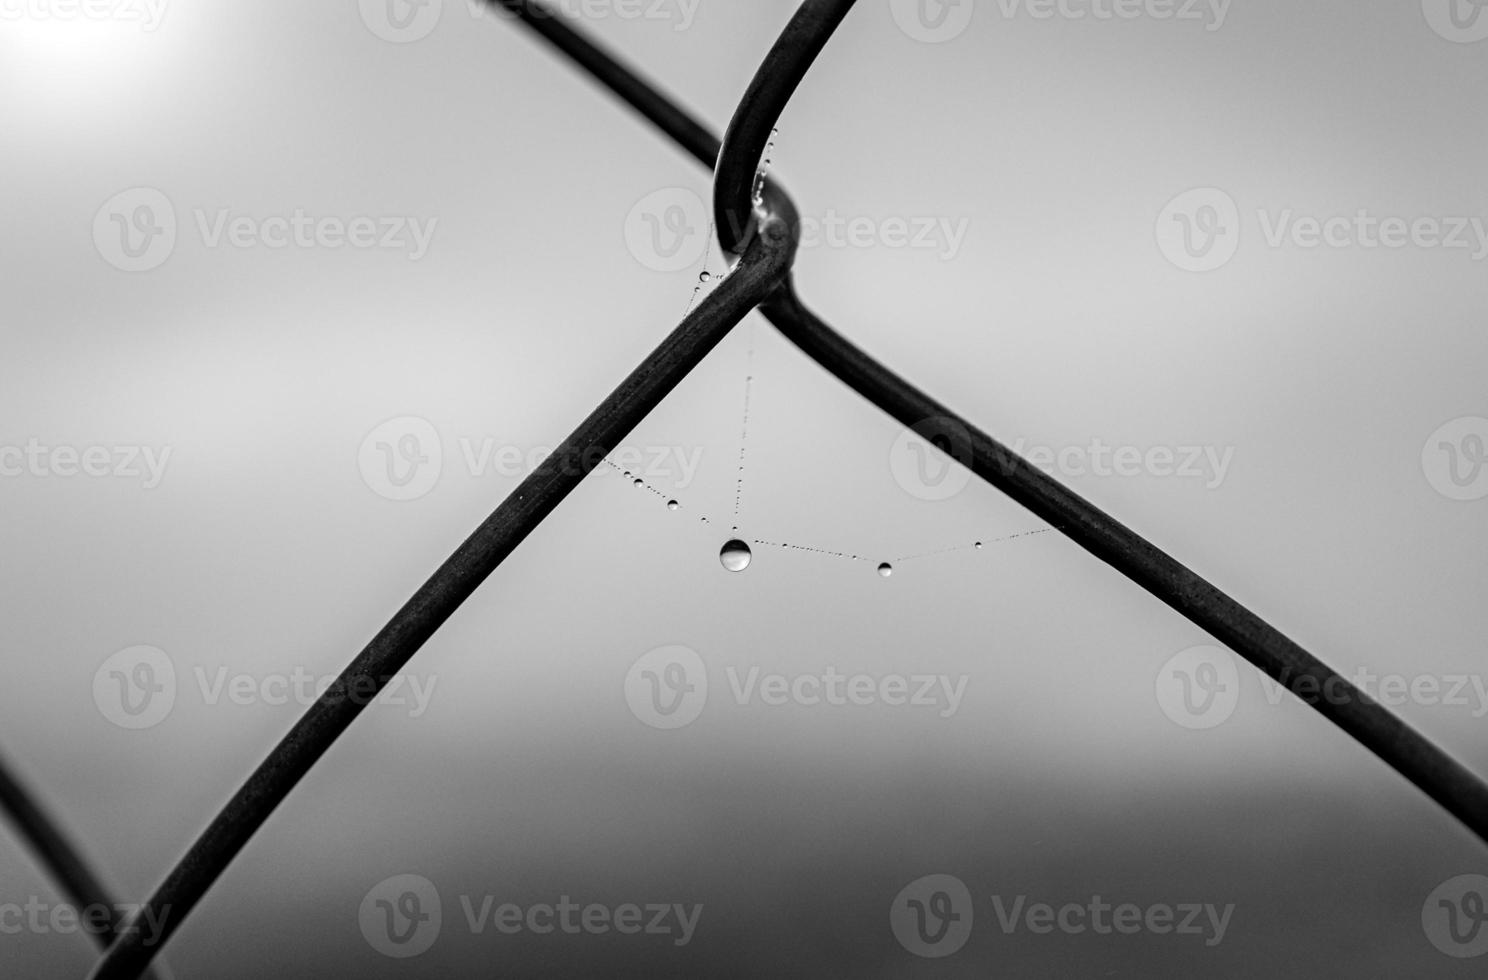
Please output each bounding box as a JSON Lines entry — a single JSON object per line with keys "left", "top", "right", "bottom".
{"left": 877, "top": 563, "right": 894, "bottom": 578}
{"left": 974, "top": 542, "right": 983, "bottom": 550}
{"left": 633, "top": 478, "right": 644, "bottom": 488}
{"left": 667, "top": 500, "right": 679, "bottom": 511}
{"left": 699, "top": 271, "right": 711, "bottom": 283}
{"left": 720, "top": 539, "right": 752, "bottom": 572}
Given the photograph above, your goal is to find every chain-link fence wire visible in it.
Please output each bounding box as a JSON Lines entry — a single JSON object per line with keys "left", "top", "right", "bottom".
{"left": 0, "top": 1, "right": 1482, "bottom": 976}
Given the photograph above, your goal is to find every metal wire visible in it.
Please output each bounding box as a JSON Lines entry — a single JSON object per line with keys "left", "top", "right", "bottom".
{"left": 85, "top": 217, "right": 797, "bottom": 979}
{"left": 522, "top": 0, "right": 1488, "bottom": 841}
{"left": 64, "top": 0, "right": 1488, "bottom": 975}
{"left": 711, "top": 0, "right": 857, "bottom": 255}
{"left": 0, "top": 752, "right": 164, "bottom": 978}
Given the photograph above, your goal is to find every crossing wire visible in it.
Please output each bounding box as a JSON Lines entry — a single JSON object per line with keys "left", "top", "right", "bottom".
{"left": 35, "top": 0, "right": 1483, "bottom": 975}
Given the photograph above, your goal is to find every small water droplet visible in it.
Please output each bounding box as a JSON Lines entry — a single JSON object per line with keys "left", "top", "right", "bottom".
{"left": 699, "top": 271, "right": 711, "bottom": 283}
{"left": 667, "top": 500, "right": 679, "bottom": 511}
{"left": 974, "top": 542, "right": 984, "bottom": 550}
{"left": 877, "top": 563, "right": 894, "bottom": 578}
{"left": 720, "top": 539, "right": 752, "bottom": 572}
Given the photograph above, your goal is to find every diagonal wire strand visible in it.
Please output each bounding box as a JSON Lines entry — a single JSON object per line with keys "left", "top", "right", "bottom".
{"left": 0, "top": 751, "right": 166, "bottom": 978}
{"left": 83, "top": 1, "right": 1488, "bottom": 975}
{"left": 86, "top": 214, "right": 797, "bottom": 979}
{"left": 503, "top": 0, "right": 1488, "bottom": 845}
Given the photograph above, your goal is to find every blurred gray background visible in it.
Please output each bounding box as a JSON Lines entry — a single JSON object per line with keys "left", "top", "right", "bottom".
{"left": 2, "top": 0, "right": 1487, "bottom": 975}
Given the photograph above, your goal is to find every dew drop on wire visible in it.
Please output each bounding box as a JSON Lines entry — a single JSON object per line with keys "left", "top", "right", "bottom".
{"left": 633, "top": 478, "right": 644, "bottom": 488}
{"left": 667, "top": 500, "right": 679, "bottom": 511}
{"left": 877, "top": 563, "right": 894, "bottom": 578}
{"left": 720, "top": 539, "right": 752, "bottom": 572}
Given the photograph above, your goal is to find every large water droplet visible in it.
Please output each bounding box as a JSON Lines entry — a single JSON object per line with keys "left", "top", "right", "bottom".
{"left": 877, "top": 563, "right": 894, "bottom": 578}
{"left": 720, "top": 539, "right": 752, "bottom": 572}
{"left": 633, "top": 478, "right": 644, "bottom": 488}
{"left": 667, "top": 500, "right": 679, "bottom": 511}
